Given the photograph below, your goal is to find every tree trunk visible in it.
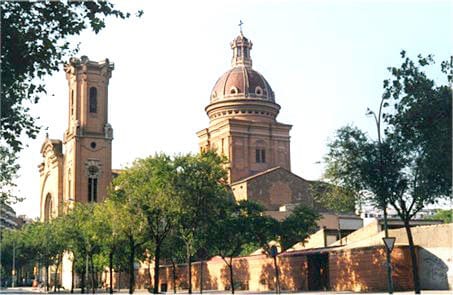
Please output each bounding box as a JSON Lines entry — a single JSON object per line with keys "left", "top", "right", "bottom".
{"left": 199, "top": 260, "right": 203, "bottom": 294}
{"left": 81, "top": 265, "right": 86, "bottom": 294}
{"left": 273, "top": 255, "right": 280, "bottom": 293}
{"left": 118, "top": 271, "right": 121, "bottom": 291}
{"left": 404, "top": 219, "right": 421, "bottom": 294}
{"left": 228, "top": 258, "right": 234, "bottom": 294}
{"left": 45, "top": 260, "right": 50, "bottom": 292}
{"left": 128, "top": 236, "right": 135, "bottom": 294}
{"left": 171, "top": 260, "right": 177, "bottom": 294}
{"left": 90, "top": 254, "right": 96, "bottom": 293}
{"left": 54, "top": 254, "right": 61, "bottom": 292}
{"left": 147, "top": 260, "right": 152, "bottom": 291}
{"left": 187, "top": 249, "right": 192, "bottom": 294}
{"left": 153, "top": 241, "right": 161, "bottom": 294}
{"left": 71, "top": 255, "right": 75, "bottom": 293}
{"left": 109, "top": 251, "right": 114, "bottom": 294}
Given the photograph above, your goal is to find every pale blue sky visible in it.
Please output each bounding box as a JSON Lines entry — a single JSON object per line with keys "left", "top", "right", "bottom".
{"left": 13, "top": 0, "right": 452, "bottom": 217}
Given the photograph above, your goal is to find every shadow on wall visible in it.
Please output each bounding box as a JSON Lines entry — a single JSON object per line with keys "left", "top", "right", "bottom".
{"left": 192, "top": 261, "right": 215, "bottom": 291}
{"left": 278, "top": 255, "right": 304, "bottom": 291}
{"left": 259, "top": 262, "right": 276, "bottom": 291}
{"left": 331, "top": 249, "right": 364, "bottom": 292}
{"left": 220, "top": 258, "right": 250, "bottom": 291}
{"left": 418, "top": 248, "right": 449, "bottom": 290}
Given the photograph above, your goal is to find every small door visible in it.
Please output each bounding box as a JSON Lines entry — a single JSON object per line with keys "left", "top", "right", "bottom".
{"left": 307, "top": 253, "right": 329, "bottom": 291}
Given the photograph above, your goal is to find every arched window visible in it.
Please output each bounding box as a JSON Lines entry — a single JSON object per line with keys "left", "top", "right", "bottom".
{"left": 89, "top": 87, "right": 97, "bottom": 113}
{"left": 44, "top": 193, "right": 52, "bottom": 221}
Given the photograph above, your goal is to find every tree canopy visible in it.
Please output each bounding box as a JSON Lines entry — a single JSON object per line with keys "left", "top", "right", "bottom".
{"left": 323, "top": 52, "right": 452, "bottom": 294}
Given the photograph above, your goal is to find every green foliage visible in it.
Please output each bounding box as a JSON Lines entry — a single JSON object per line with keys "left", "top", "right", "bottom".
{"left": 323, "top": 52, "right": 452, "bottom": 293}
{"left": 324, "top": 53, "right": 452, "bottom": 217}
{"left": 429, "top": 209, "right": 453, "bottom": 223}
{"left": 0, "top": 147, "right": 21, "bottom": 205}
{"left": 211, "top": 200, "right": 264, "bottom": 260}
{"left": 383, "top": 51, "right": 452, "bottom": 205}
{"left": 174, "top": 150, "right": 233, "bottom": 254}
{"left": 279, "top": 204, "right": 319, "bottom": 251}
{"left": 310, "top": 181, "right": 356, "bottom": 213}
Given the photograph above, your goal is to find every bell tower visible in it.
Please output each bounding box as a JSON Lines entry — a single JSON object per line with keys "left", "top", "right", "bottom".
{"left": 63, "top": 56, "right": 114, "bottom": 205}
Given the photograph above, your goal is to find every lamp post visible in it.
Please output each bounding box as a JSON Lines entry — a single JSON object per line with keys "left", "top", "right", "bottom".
{"left": 12, "top": 240, "right": 16, "bottom": 288}
{"left": 270, "top": 245, "right": 280, "bottom": 294}
{"left": 366, "top": 99, "right": 394, "bottom": 294}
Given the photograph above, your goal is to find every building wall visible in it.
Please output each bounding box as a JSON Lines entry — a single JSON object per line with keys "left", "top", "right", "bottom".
{"left": 198, "top": 119, "right": 291, "bottom": 183}
{"left": 332, "top": 222, "right": 453, "bottom": 290}
{"left": 143, "top": 246, "right": 415, "bottom": 293}
{"left": 234, "top": 168, "right": 314, "bottom": 211}
{"left": 329, "top": 246, "right": 414, "bottom": 292}
{"left": 39, "top": 140, "right": 64, "bottom": 221}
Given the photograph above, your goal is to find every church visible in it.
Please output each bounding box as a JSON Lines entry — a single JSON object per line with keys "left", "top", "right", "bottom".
{"left": 37, "top": 30, "right": 452, "bottom": 294}
{"left": 39, "top": 31, "right": 347, "bottom": 227}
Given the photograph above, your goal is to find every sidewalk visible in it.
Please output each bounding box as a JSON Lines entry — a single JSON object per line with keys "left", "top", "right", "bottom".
{"left": 2, "top": 287, "right": 452, "bottom": 294}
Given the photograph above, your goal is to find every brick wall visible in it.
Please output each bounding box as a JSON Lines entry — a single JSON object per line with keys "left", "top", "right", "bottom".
{"left": 329, "top": 246, "right": 414, "bottom": 292}
{"left": 138, "top": 245, "right": 415, "bottom": 293}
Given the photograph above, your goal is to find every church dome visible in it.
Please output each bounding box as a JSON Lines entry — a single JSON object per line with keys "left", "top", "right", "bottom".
{"left": 210, "top": 67, "right": 275, "bottom": 103}
{"left": 205, "top": 32, "right": 280, "bottom": 124}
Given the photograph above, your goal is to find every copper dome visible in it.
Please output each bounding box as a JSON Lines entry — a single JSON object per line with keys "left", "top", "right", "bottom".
{"left": 210, "top": 66, "right": 275, "bottom": 103}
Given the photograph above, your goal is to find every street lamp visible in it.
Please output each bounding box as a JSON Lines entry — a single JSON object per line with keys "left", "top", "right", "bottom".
{"left": 270, "top": 245, "right": 280, "bottom": 294}
{"left": 366, "top": 100, "right": 394, "bottom": 294}
{"left": 12, "top": 240, "right": 16, "bottom": 288}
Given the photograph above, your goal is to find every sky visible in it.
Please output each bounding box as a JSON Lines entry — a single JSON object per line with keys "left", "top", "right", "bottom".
{"left": 12, "top": 0, "right": 452, "bottom": 218}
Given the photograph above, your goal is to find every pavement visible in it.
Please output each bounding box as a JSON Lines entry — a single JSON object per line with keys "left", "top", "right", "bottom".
{"left": 1, "top": 287, "right": 452, "bottom": 294}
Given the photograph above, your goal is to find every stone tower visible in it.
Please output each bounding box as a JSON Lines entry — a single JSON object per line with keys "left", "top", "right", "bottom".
{"left": 39, "top": 56, "right": 114, "bottom": 221}
{"left": 197, "top": 33, "right": 292, "bottom": 183}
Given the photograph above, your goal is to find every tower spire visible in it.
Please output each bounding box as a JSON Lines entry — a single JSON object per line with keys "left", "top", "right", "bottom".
{"left": 230, "top": 24, "right": 253, "bottom": 68}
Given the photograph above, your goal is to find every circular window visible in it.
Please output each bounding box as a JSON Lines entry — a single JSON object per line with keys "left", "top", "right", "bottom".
{"left": 90, "top": 142, "right": 96, "bottom": 149}
{"left": 255, "top": 86, "right": 263, "bottom": 95}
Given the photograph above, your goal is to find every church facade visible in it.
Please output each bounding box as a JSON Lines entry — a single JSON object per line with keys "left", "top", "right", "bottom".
{"left": 39, "top": 56, "right": 114, "bottom": 221}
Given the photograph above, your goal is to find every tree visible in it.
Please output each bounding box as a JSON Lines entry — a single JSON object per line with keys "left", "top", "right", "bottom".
{"left": 0, "top": 147, "right": 21, "bottom": 205}
{"left": 0, "top": 1, "right": 140, "bottom": 204}
{"left": 107, "top": 186, "right": 148, "bottom": 294}
{"left": 429, "top": 209, "right": 452, "bottom": 223}
{"left": 93, "top": 200, "right": 128, "bottom": 294}
{"left": 323, "top": 52, "right": 452, "bottom": 294}
{"left": 173, "top": 151, "right": 233, "bottom": 294}
{"left": 310, "top": 181, "right": 357, "bottom": 214}
{"left": 113, "top": 154, "right": 181, "bottom": 294}
{"left": 0, "top": 228, "right": 35, "bottom": 287}
{"left": 278, "top": 204, "right": 319, "bottom": 251}
{"left": 160, "top": 230, "right": 186, "bottom": 294}
{"left": 210, "top": 200, "right": 263, "bottom": 294}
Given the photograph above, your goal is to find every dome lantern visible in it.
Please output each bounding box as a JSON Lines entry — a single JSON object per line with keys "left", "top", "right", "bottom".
{"left": 231, "top": 32, "right": 253, "bottom": 68}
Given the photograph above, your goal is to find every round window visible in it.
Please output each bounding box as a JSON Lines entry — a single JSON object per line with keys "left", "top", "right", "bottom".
{"left": 90, "top": 142, "right": 96, "bottom": 149}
